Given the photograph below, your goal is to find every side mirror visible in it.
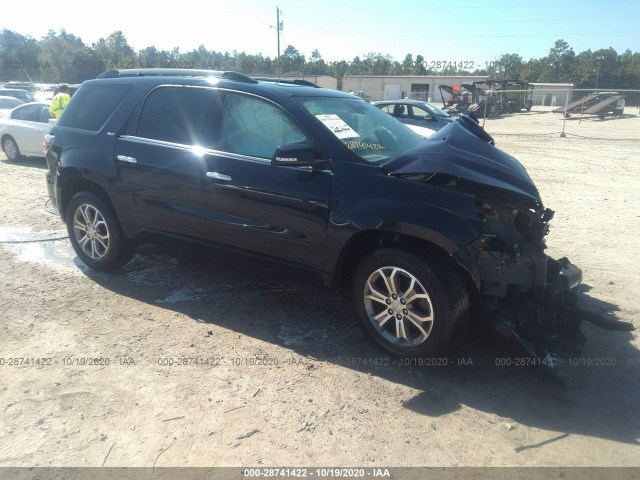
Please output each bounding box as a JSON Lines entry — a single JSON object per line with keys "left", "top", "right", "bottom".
{"left": 271, "top": 143, "right": 324, "bottom": 168}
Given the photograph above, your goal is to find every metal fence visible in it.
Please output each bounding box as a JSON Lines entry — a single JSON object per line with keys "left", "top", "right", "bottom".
{"left": 481, "top": 89, "right": 639, "bottom": 141}
{"left": 356, "top": 88, "right": 640, "bottom": 141}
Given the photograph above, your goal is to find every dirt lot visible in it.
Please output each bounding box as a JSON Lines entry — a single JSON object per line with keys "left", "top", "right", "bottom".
{"left": 1, "top": 109, "right": 639, "bottom": 469}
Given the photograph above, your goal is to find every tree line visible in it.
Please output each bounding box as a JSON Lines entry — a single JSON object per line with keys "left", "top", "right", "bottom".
{"left": 1, "top": 28, "right": 639, "bottom": 89}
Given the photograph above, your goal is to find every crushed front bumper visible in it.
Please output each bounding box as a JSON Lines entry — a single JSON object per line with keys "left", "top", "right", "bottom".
{"left": 489, "top": 256, "right": 635, "bottom": 371}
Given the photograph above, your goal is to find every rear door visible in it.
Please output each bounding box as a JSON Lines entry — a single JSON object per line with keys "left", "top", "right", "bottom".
{"left": 113, "top": 86, "right": 217, "bottom": 239}
{"left": 9, "top": 104, "right": 51, "bottom": 156}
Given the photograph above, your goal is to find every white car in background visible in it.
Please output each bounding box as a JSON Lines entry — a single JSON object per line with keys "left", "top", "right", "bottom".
{"left": 0, "top": 102, "right": 53, "bottom": 161}
{"left": 0, "top": 96, "right": 25, "bottom": 119}
{"left": 404, "top": 124, "right": 435, "bottom": 138}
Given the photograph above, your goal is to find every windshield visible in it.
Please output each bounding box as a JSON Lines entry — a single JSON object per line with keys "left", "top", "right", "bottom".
{"left": 296, "top": 96, "right": 422, "bottom": 165}
{"left": 425, "top": 103, "right": 451, "bottom": 118}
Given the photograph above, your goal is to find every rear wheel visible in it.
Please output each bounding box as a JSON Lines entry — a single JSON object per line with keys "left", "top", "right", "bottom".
{"left": 352, "top": 249, "right": 469, "bottom": 357}
{"left": 66, "top": 192, "right": 136, "bottom": 270}
{"left": 2, "top": 136, "right": 23, "bottom": 161}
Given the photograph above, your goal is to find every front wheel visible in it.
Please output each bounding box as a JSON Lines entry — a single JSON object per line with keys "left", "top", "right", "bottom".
{"left": 352, "top": 249, "right": 469, "bottom": 357}
{"left": 66, "top": 192, "right": 136, "bottom": 270}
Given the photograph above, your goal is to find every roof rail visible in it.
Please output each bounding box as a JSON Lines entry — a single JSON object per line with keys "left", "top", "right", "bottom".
{"left": 96, "top": 69, "right": 257, "bottom": 84}
{"left": 252, "top": 77, "right": 319, "bottom": 88}
{"left": 220, "top": 71, "right": 258, "bottom": 83}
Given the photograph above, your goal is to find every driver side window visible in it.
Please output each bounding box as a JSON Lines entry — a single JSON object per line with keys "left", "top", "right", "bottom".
{"left": 410, "top": 106, "right": 433, "bottom": 121}
{"left": 219, "top": 93, "right": 311, "bottom": 159}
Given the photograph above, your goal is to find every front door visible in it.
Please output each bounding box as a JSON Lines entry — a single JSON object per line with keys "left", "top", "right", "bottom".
{"left": 199, "top": 91, "right": 331, "bottom": 270}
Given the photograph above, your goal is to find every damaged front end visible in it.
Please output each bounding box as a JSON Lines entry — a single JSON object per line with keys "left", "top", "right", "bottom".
{"left": 473, "top": 199, "right": 633, "bottom": 369}
{"left": 473, "top": 201, "right": 585, "bottom": 365}
{"left": 384, "top": 116, "right": 634, "bottom": 369}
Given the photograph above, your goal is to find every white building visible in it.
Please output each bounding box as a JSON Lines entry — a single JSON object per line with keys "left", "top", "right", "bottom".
{"left": 341, "top": 75, "right": 490, "bottom": 103}
{"left": 254, "top": 74, "right": 338, "bottom": 90}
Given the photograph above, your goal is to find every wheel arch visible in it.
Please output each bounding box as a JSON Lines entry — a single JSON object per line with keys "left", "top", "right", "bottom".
{"left": 333, "top": 229, "right": 480, "bottom": 306}
{"left": 59, "top": 173, "right": 118, "bottom": 226}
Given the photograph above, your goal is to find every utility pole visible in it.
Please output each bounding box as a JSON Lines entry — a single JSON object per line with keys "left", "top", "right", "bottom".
{"left": 276, "top": 7, "right": 283, "bottom": 78}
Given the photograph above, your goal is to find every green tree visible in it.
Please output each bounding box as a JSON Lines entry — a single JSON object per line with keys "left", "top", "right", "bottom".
{"left": 305, "top": 49, "right": 326, "bottom": 75}
{"left": 281, "top": 45, "right": 305, "bottom": 73}
{"left": 138, "top": 46, "right": 172, "bottom": 68}
{"left": 519, "top": 58, "right": 544, "bottom": 83}
{"left": 401, "top": 53, "right": 414, "bottom": 74}
{"left": 0, "top": 29, "right": 41, "bottom": 81}
{"left": 412, "top": 55, "right": 427, "bottom": 75}
{"left": 38, "top": 29, "right": 100, "bottom": 82}
{"left": 93, "top": 30, "right": 136, "bottom": 70}
{"left": 544, "top": 39, "right": 575, "bottom": 82}
{"left": 498, "top": 53, "right": 524, "bottom": 80}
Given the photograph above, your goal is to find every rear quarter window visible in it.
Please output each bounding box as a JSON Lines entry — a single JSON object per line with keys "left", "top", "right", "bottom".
{"left": 57, "top": 84, "right": 132, "bottom": 131}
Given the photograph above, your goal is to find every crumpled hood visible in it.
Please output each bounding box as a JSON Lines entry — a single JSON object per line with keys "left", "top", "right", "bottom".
{"left": 382, "top": 118, "right": 542, "bottom": 205}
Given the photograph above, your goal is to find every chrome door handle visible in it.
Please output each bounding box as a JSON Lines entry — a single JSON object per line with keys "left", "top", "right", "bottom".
{"left": 116, "top": 155, "right": 137, "bottom": 164}
{"left": 206, "top": 172, "right": 232, "bottom": 182}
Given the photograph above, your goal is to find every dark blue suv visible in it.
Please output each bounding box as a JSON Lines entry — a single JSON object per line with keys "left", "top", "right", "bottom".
{"left": 45, "top": 69, "right": 621, "bottom": 363}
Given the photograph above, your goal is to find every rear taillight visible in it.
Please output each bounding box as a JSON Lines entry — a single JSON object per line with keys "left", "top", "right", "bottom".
{"left": 43, "top": 133, "right": 55, "bottom": 153}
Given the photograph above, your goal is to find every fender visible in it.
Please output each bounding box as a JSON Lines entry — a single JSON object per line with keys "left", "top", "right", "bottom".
{"left": 56, "top": 142, "right": 137, "bottom": 237}
{"left": 325, "top": 195, "right": 483, "bottom": 280}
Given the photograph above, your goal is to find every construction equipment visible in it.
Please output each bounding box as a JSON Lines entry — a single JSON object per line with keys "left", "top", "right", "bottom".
{"left": 486, "top": 80, "right": 534, "bottom": 113}
{"left": 439, "top": 80, "right": 534, "bottom": 118}
{"left": 439, "top": 84, "right": 475, "bottom": 115}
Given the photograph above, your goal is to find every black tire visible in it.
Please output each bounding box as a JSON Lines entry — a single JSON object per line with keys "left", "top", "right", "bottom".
{"left": 65, "top": 192, "right": 136, "bottom": 271}
{"left": 352, "top": 248, "right": 469, "bottom": 357}
{"left": 2, "top": 136, "right": 24, "bottom": 161}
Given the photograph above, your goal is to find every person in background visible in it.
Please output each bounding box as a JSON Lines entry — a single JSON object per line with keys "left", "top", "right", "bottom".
{"left": 49, "top": 84, "right": 71, "bottom": 118}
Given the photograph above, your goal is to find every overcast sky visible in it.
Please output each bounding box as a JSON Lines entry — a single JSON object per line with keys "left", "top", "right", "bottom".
{"left": 3, "top": 0, "right": 639, "bottom": 64}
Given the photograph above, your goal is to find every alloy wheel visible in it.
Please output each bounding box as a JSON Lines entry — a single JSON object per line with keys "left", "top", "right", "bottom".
{"left": 72, "top": 204, "right": 110, "bottom": 260}
{"left": 363, "top": 266, "right": 434, "bottom": 347}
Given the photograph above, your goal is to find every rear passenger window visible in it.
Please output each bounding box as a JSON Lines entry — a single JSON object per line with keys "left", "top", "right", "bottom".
{"left": 136, "top": 87, "right": 215, "bottom": 146}
{"left": 218, "top": 93, "right": 310, "bottom": 159}
{"left": 12, "top": 105, "right": 38, "bottom": 121}
{"left": 57, "top": 84, "right": 132, "bottom": 131}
